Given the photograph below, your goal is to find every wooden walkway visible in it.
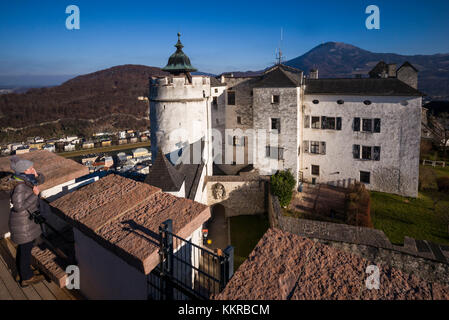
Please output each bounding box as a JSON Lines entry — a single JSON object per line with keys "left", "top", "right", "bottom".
{"left": 0, "top": 239, "right": 81, "bottom": 300}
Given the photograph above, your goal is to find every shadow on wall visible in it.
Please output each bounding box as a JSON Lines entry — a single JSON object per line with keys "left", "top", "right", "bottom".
{"left": 210, "top": 181, "right": 266, "bottom": 218}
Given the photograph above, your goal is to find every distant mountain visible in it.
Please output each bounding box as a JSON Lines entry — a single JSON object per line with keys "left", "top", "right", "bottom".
{"left": 284, "top": 42, "right": 449, "bottom": 100}
{"left": 0, "top": 65, "right": 168, "bottom": 143}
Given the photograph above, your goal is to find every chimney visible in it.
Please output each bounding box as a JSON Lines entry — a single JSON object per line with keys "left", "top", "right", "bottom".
{"left": 387, "top": 64, "right": 397, "bottom": 78}
{"left": 309, "top": 69, "right": 319, "bottom": 79}
{"left": 220, "top": 75, "right": 225, "bottom": 83}
{"left": 397, "top": 62, "right": 418, "bottom": 89}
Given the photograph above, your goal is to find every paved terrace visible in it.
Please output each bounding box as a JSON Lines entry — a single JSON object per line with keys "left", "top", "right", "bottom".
{"left": 216, "top": 228, "right": 449, "bottom": 300}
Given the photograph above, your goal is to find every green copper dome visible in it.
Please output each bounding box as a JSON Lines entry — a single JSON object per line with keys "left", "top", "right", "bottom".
{"left": 162, "top": 33, "right": 197, "bottom": 74}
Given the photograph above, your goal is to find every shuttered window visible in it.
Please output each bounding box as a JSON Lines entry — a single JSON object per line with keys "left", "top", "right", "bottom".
{"left": 373, "top": 146, "right": 381, "bottom": 161}
{"left": 374, "top": 118, "right": 381, "bottom": 133}
{"left": 353, "top": 145, "right": 361, "bottom": 159}
{"left": 336, "top": 117, "right": 342, "bottom": 131}
{"left": 353, "top": 118, "right": 361, "bottom": 132}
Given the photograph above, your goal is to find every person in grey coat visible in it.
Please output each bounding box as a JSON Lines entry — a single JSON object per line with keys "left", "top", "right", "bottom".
{"left": 8, "top": 156, "right": 45, "bottom": 287}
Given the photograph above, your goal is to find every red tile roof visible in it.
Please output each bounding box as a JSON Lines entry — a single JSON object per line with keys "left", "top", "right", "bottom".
{"left": 0, "top": 151, "right": 89, "bottom": 191}
{"left": 50, "top": 174, "right": 210, "bottom": 274}
{"left": 216, "top": 228, "right": 449, "bottom": 300}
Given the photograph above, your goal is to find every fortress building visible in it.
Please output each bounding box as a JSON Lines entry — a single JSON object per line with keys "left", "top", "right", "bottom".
{"left": 147, "top": 35, "right": 423, "bottom": 214}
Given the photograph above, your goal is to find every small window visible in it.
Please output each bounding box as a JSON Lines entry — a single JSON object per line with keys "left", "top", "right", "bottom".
{"left": 310, "top": 141, "right": 320, "bottom": 154}
{"left": 373, "top": 146, "right": 381, "bottom": 161}
{"left": 363, "top": 100, "right": 372, "bottom": 105}
{"left": 227, "top": 91, "right": 235, "bottom": 105}
{"left": 212, "top": 97, "right": 218, "bottom": 109}
{"left": 304, "top": 115, "right": 310, "bottom": 129}
{"left": 311, "top": 117, "right": 320, "bottom": 129}
{"left": 237, "top": 116, "right": 242, "bottom": 125}
{"left": 353, "top": 145, "right": 360, "bottom": 159}
{"left": 312, "top": 165, "right": 320, "bottom": 176}
{"left": 271, "top": 118, "right": 281, "bottom": 133}
{"left": 374, "top": 119, "right": 381, "bottom": 133}
{"left": 215, "top": 88, "right": 218, "bottom": 93}
{"left": 272, "top": 95, "right": 280, "bottom": 104}
{"left": 353, "top": 118, "right": 361, "bottom": 132}
{"left": 312, "top": 100, "right": 319, "bottom": 104}
{"left": 360, "top": 171, "right": 371, "bottom": 184}
{"left": 362, "top": 146, "right": 372, "bottom": 160}
{"left": 337, "top": 100, "right": 344, "bottom": 105}
{"left": 266, "top": 146, "right": 283, "bottom": 160}
{"left": 362, "top": 119, "right": 373, "bottom": 132}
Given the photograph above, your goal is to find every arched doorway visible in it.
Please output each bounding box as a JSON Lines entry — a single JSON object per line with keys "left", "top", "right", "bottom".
{"left": 204, "top": 204, "right": 228, "bottom": 250}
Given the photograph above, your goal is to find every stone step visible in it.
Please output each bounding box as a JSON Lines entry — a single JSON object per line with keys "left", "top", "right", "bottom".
{"left": 31, "top": 229, "right": 75, "bottom": 288}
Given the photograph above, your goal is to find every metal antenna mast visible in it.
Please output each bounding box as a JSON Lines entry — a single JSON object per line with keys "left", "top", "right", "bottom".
{"left": 276, "top": 28, "right": 284, "bottom": 65}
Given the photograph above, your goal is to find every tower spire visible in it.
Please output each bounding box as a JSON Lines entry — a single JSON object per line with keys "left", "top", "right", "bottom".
{"left": 162, "top": 33, "right": 197, "bottom": 75}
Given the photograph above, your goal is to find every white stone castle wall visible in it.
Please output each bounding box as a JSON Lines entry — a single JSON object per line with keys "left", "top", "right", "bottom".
{"left": 252, "top": 87, "right": 301, "bottom": 182}
{"left": 301, "top": 95, "right": 422, "bottom": 197}
{"left": 150, "top": 76, "right": 213, "bottom": 174}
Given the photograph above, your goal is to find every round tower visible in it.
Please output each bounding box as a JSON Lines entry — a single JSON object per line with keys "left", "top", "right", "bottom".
{"left": 149, "top": 33, "right": 212, "bottom": 174}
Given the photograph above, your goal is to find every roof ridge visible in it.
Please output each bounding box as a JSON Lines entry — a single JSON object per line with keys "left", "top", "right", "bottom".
{"left": 145, "top": 148, "right": 185, "bottom": 191}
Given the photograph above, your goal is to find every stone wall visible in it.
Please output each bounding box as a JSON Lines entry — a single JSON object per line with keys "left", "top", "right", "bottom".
{"left": 268, "top": 192, "right": 449, "bottom": 286}
{"left": 301, "top": 95, "right": 422, "bottom": 197}
{"left": 206, "top": 175, "right": 268, "bottom": 217}
{"left": 253, "top": 87, "right": 300, "bottom": 179}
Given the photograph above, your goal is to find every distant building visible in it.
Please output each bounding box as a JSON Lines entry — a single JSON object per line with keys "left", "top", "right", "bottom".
{"left": 64, "top": 144, "right": 76, "bottom": 152}
{"left": 83, "top": 142, "right": 94, "bottom": 149}
{"left": 43, "top": 144, "right": 56, "bottom": 153}
{"left": 15, "top": 146, "right": 30, "bottom": 155}
{"left": 101, "top": 140, "right": 112, "bottom": 147}
{"left": 132, "top": 148, "right": 150, "bottom": 158}
{"left": 118, "top": 131, "right": 127, "bottom": 139}
{"left": 104, "top": 156, "right": 114, "bottom": 168}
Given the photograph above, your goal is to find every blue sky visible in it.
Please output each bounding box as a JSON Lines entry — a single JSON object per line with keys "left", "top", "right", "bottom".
{"left": 1, "top": 0, "right": 449, "bottom": 84}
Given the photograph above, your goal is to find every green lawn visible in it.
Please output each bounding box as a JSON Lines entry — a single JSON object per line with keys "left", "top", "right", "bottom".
{"left": 229, "top": 215, "right": 270, "bottom": 271}
{"left": 371, "top": 165, "right": 449, "bottom": 246}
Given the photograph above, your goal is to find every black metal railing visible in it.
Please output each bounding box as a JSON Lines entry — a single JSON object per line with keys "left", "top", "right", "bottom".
{"left": 148, "top": 219, "right": 233, "bottom": 300}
